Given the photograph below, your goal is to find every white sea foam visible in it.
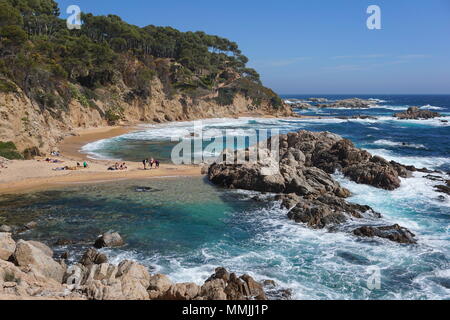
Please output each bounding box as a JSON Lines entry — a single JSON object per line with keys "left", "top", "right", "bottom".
{"left": 420, "top": 104, "right": 445, "bottom": 110}
{"left": 373, "top": 139, "right": 427, "bottom": 149}
{"left": 364, "top": 148, "right": 450, "bottom": 169}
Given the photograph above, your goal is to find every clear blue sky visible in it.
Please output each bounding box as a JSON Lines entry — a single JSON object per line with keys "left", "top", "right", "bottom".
{"left": 56, "top": 0, "right": 450, "bottom": 94}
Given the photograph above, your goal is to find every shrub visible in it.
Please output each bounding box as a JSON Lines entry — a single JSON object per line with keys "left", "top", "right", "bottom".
{"left": 0, "top": 141, "right": 23, "bottom": 159}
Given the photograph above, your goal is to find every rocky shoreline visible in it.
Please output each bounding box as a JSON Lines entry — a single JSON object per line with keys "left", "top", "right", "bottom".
{"left": 0, "top": 231, "right": 285, "bottom": 300}
{"left": 207, "top": 129, "right": 439, "bottom": 244}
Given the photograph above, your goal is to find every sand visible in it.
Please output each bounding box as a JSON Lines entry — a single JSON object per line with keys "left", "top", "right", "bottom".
{"left": 0, "top": 115, "right": 323, "bottom": 195}
{"left": 0, "top": 125, "right": 202, "bottom": 194}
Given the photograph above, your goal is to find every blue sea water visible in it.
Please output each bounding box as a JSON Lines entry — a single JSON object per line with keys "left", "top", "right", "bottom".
{"left": 1, "top": 95, "right": 449, "bottom": 299}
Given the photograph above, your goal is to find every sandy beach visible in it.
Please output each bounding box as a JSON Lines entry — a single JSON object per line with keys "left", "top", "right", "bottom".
{"left": 0, "top": 115, "right": 322, "bottom": 195}
{"left": 0, "top": 125, "right": 202, "bottom": 194}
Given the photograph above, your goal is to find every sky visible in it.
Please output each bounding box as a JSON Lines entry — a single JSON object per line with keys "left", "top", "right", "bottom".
{"left": 56, "top": 0, "right": 450, "bottom": 94}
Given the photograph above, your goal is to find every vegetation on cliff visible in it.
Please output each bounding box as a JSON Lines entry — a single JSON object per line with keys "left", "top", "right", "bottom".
{"left": 0, "top": 0, "right": 283, "bottom": 124}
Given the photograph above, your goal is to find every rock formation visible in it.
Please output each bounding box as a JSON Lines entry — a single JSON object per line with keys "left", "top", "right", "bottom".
{"left": 394, "top": 106, "right": 441, "bottom": 119}
{"left": 208, "top": 130, "right": 416, "bottom": 242}
{"left": 317, "top": 98, "right": 373, "bottom": 109}
{"left": 94, "top": 232, "right": 124, "bottom": 248}
{"left": 353, "top": 225, "right": 417, "bottom": 244}
{"left": 1, "top": 233, "right": 274, "bottom": 300}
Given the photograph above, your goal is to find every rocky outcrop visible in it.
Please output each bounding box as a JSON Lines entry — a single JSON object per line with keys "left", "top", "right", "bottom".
{"left": 94, "top": 232, "right": 124, "bottom": 248}
{"left": 208, "top": 130, "right": 416, "bottom": 241}
{"left": 353, "top": 224, "right": 417, "bottom": 244}
{"left": 79, "top": 248, "right": 108, "bottom": 266}
{"left": 394, "top": 107, "right": 441, "bottom": 120}
{"left": 287, "top": 195, "right": 379, "bottom": 229}
{"left": 1, "top": 235, "right": 272, "bottom": 300}
{"left": 317, "top": 98, "right": 372, "bottom": 109}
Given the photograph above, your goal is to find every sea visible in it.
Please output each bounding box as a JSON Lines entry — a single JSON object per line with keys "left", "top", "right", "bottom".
{"left": 1, "top": 94, "right": 449, "bottom": 299}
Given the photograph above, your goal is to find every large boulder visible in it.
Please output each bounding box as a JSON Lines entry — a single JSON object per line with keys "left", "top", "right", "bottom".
{"left": 79, "top": 248, "right": 108, "bottom": 266}
{"left": 394, "top": 106, "right": 441, "bottom": 120}
{"left": 13, "top": 240, "right": 65, "bottom": 283}
{"left": 353, "top": 224, "right": 416, "bottom": 244}
{"left": 0, "top": 233, "right": 16, "bottom": 261}
{"left": 94, "top": 232, "right": 124, "bottom": 248}
{"left": 80, "top": 260, "right": 151, "bottom": 300}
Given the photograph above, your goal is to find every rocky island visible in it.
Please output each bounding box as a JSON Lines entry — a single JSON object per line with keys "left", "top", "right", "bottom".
{"left": 394, "top": 106, "right": 441, "bottom": 119}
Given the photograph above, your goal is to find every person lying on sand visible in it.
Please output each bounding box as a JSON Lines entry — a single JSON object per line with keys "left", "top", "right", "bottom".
{"left": 45, "top": 158, "right": 64, "bottom": 163}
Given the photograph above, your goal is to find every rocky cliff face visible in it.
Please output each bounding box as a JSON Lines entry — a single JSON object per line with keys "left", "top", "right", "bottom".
{"left": 0, "top": 76, "right": 292, "bottom": 155}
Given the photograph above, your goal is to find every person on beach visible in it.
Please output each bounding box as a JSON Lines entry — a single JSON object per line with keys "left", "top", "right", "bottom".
{"left": 83, "top": 161, "right": 88, "bottom": 168}
{"left": 142, "top": 159, "right": 147, "bottom": 170}
{"left": 155, "top": 159, "right": 160, "bottom": 168}
{"left": 149, "top": 158, "right": 154, "bottom": 169}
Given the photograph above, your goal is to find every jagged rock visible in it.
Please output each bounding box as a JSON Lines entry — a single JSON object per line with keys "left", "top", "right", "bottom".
{"left": 0, "top": 233, "right": 16, "bottom": 261}
{"left": 79, "top": 248, "right": 108, "bottom": 266}
{"left": 147, "top": 274, "right": 174, "bottom": 299}
{"left": 204, "top": 267, "right": 267, "bottom": 300}
{"left": 81, "top": 260, "right": 151, "bottom": 300}
{"left": 162, "top": 282, "right": 201, "bottom": 300}
{"left": 13, "top": 240, "right": 65, "bottom": 282}
{"left": 94, "top": 232, "right": 124, "bottom": 248}
{"left": 287, "top": 196, "right": 379, "bottom": 229}
{"left": 394, "top": 106, "right": 441, "bottom": 119}
{"left": 353, "top": 224, "right": 416, "bottom": 244}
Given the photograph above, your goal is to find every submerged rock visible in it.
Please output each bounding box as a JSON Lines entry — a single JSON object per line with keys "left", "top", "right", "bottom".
{"left": 394, "top": 106, "right": 441, "bottom": 120}
{"left": 94, "top": 232, "right": 124, "bottom": 248}
{"left": 353, "top": 224, "right": 416, "bottom": 244}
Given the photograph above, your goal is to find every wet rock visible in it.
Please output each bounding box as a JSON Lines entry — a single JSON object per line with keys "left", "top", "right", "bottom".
{"left": 79, "top": 248, "right": 108, "bottom": 266}
{"left": 353, "top": 224, "right": 416, "bottom": 244}
{"left": 287, "top": 196, "right": 379, "bottom": 229}
{"left": 94, "top": 232, "right": 124, "bottom": 248}
{"left": 0, "top": 233, "right": 16, "bottom": 261}
{"left": 54, "top": 238, "right": 75, "bottom": 246}
{"left": 435, "top": 184, "right": 450, "bottom": 195}
{"left": 394, "top": 106, "right": 441, "bottom": 120}
{"left": 204, "top": 267, "right": 267, "bottom": 300}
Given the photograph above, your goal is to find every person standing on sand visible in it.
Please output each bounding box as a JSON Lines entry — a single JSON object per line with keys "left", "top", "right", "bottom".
{"left": 83, "top": 161, "right": 88, "bottom": 168}
{"left": 155, "top": 159, "right": 160, "bottom": 168}
{"left": 142, "top": 159, "right": 147, "bottom": 170}
{"left": 149, "top": 158, "right": 154, "bottom": 169}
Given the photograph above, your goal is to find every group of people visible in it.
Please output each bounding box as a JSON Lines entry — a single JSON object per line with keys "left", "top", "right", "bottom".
{"left": 142, "top": 158, "right": 160, "bottom": 170}
{"left": 108, "top": 162, "right": 127, "bottom": 171}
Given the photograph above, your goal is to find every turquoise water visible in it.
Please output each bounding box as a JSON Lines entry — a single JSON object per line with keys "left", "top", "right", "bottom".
{"left": 1, "top": 94, "right": 449, "bottom": 299}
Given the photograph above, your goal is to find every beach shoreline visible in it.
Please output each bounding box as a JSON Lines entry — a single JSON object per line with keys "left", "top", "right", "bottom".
{"left": 0, "top": 124, "right": 202, "bottom": 195}
{"left": 0, "top": 115, "right": 324, "bottom": 195}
